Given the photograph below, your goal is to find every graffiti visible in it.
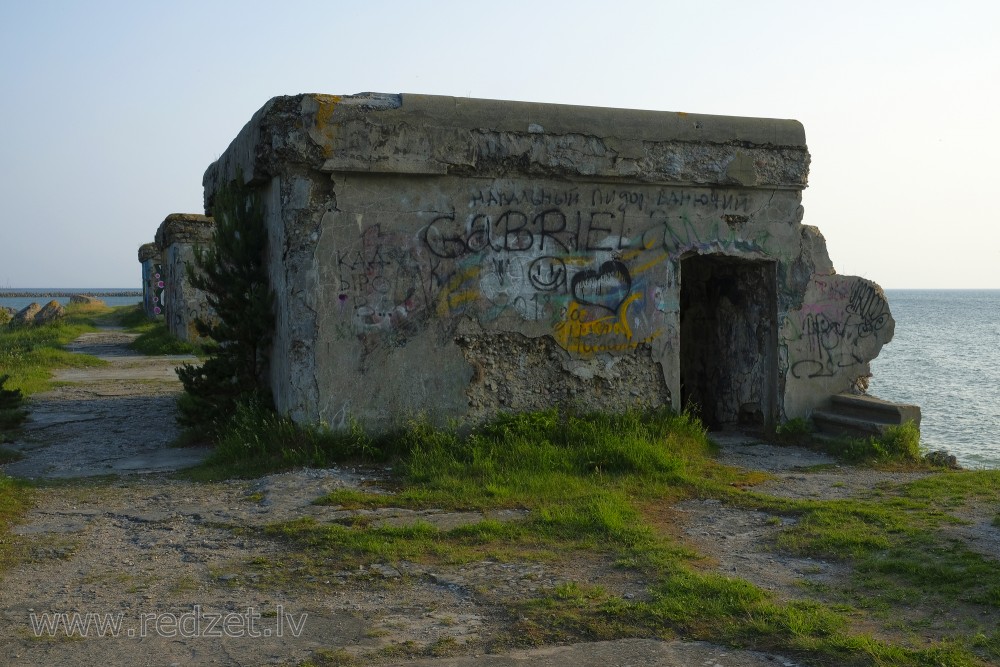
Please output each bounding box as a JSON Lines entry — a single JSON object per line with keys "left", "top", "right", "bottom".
{"left": 655, "top": 189, "right": 750, "bottom": 212}
{"left": 570, "top": 260, "right": 632, "bottom": 313}
{"left": 333, "top": 182, "right": 774, "bottom": 357}
{"left": 553, "top": 293, "right": 658, "bottom": 355}
{"left": 527, "top": 256, "right": 567, "bottom": 292}
{"left": 591, "top": 188, "right": 646, "bottom": 211}
{"left": 846, "top": 281, "right": 889, "bottom": 337}
{"left": 467, "top": 186, "right": 748, "bottom": 215}
{"left": 782, "top": 278, "right": 891, "bottom": 380}
{"left": 422, "top": 209, "right": 629, "bottom": 259}
{"left": 787, "top": 313, "right": 862, "bottom": 379}
{"left": 470, "top": 186, "right": 580, "bottom": 208}
{"left": 152, "top": 265, "right": 165, "bottom": 316}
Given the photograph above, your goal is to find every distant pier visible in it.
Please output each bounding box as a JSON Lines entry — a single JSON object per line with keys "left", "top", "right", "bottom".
{"left": 0, "top": 290, "right": 142, "bottom": 298}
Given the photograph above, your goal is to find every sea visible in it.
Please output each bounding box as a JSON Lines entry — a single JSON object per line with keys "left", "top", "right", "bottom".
{"left": 1, "top": 288, "right": 997, "bottom": 468}
{"left": 0, "top": 288, "right": 142, "bottom": 311}
{"left": 870, "top": 289, "right": 1000, "bottom": 469}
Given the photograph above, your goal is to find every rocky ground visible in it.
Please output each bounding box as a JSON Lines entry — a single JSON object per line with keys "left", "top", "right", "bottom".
{"left": 0, "top": 330, "right": 995, "bottom": 667}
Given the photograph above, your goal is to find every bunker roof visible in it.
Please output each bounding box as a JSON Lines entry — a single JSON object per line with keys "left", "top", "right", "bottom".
{"left": 154, "top": 213, "right": 215, "bottom": 247}
{"left": 204, "top": 93, "right": 809, "bottom": 212}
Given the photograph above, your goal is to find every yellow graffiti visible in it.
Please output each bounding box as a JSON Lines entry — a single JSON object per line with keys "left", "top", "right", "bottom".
{"left": 553, "top": 293, "right": 659, "bottom": 356}
{"left": 630, "top": 252, "right": 669, "bottom": 277}
{"left": 435, "top": 265, "right": 480, "bottom": 317}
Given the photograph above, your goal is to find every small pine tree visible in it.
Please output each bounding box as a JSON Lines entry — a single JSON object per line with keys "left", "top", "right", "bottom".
{"left": 0, "top": 375, "right": 23, "bottom": 411}
{"left": 176, "top": 174, "right": 275, "bottom": 436}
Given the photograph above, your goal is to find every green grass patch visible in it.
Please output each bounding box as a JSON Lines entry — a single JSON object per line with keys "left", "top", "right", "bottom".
{"left": 0, "top": 474, "right": 33, "bottom": 572}
{"left": 772, "top": 419, "right": 927, "bottom": 467}
{"left": 198, "top": 403, "right": 998, "bottom": 664}
{"left": 0, "top": 303, "right": 109, "bottom": 396}
{"left": 130, "top": 322, "right": 202, "bottom": 355}
{"left": 112, "top": 305, "right": 203, "bottom": 355}
{"left": 774, "top": 417, "right": 813, "bottom": 446}
{"left": 181, "top": 395, "right": 406, "bottom": 479}
{"left": 111, "top": 304, "right": 156, "bottom": 329}
{"left": 822, "top": 422, "right": 924, "bottom": 464}
{"left": 744, "top": 471, "right": 1000, "bottom": 661}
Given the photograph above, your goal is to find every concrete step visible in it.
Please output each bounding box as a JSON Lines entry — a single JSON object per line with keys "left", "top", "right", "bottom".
{"left": 828, "top": 393, "right": 921, "bottom": 426}
{"left": 811, "top": 410, "right": 895, "bottom": 438}
{"left": 812, "top": 393, "right": 921, "bottom": 439}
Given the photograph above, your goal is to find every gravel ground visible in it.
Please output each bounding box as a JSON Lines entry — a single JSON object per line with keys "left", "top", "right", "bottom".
{"left": 2, "top": 330, "right": 995, "bottom": 666}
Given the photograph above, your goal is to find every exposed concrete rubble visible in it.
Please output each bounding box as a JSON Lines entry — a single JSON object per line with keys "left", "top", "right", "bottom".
{"left": 203, "top": 93, "right": 899, "bottom": 432}
{"left": 7, "top": 300, "right": 66, "bottom": 327}
{"left": 153, "top": 214, "right": 216, "bottom": 342}
{"left": 69, "top": 294, "right": 105, "bottom": 306}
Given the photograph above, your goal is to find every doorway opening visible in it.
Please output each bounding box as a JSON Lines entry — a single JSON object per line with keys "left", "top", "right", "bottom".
{"left": 679, "top": 254, "right": 777, "bottom": 431}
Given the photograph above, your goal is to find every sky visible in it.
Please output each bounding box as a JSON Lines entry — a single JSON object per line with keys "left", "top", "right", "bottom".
{"left": 0, "top": 0, "right": 997, "bottom": 289}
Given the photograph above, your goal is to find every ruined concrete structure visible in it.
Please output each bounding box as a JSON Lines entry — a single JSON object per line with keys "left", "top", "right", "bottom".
{"left": 137, "top": 242, "right": 164, "bottom": 319}
{"left": 204, "top": 93, "right": 896, "bottom": 432}
{"left": 152, "top": 214, "right": 216, "bottom": 342}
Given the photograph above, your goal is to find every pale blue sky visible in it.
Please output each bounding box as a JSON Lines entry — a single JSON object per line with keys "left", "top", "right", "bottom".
{"left": 1, "top": 0, "right": 997, "bottom": 288}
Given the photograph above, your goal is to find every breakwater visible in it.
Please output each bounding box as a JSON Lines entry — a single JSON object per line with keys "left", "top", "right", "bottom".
{"left": 0, "top": 290, "right": 142, "bottom": 298}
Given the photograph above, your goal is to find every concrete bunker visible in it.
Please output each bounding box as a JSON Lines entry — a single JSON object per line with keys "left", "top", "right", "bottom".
{"left": 202, "top": 93, "right": 902, "bottom": 434}
{"left": 137, "top": 242, "right": 164, "bottom": 319}
{"left": 153, "top": 213, "right": 216, "bottom": 342}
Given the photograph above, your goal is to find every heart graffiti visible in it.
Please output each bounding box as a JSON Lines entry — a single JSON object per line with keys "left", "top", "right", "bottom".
{"left": 570, "top": 260, "right": 633, "bottom": 313}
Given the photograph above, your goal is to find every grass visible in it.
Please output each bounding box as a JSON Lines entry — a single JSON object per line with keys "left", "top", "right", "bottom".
{"left": 824, "top": 422, "right": 924, "bottom": 464}
{"left": 0, "top": 302, "right": 110, "bottom": 396}
{"left": 0, "top": 302, "right": 125, "bottom": 578}
{"left": 1, "top": 311, "right": 994, "bottom": 665}
{"left": 113, "top": 305, "right": 203, "bottom": 355}
{"left": 774, "top": 418, "right": 930, "bottom": 467}
{"left": 197, "top": 406, "right": 996, "bottom": 666}
{"left": 0, "top": 474, "right": 33, "bottom": 573}
{"left": 177, "top": 395, "right": 406, "bottom": 480}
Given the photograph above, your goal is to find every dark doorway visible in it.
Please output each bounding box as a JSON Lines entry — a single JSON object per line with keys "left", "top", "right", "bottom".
{"left": 679, "top": 255, "right": 777, "bottom": 430}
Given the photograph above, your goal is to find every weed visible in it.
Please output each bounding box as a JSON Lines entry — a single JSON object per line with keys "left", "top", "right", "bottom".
{"left": 195, "top": 395, "right": 401, "bottom": 477}
{"left": 299, "top": 648, "right": 360, "bottom": 667}
{"left": 774, "top": 417, "right": 813, "bottom": 445}
{"left": 428, "top": 636, "right": 461, "bottom": 656}
{"left": 823, "top": 422, "right": 923, "bottom": 464}
{"left": 0, "top": 303, "right": 108, "bottom": 397}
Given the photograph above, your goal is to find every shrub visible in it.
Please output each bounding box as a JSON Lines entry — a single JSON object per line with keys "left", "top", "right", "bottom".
{"left": 0, "top": 375, "right": 26, "bottom": 431}
{"left": 176, "top": 172, "right": 275, "bottom": 437}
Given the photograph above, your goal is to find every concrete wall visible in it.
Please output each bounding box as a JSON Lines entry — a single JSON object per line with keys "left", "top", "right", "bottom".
{"left": 204, "top": 93, "right": 894, "bottom": 431}
{"left": 154, "top": 214, "right": 216, "bottom": 342}
{"left": 137, "top": 242, "right": 164, "bottom": 319}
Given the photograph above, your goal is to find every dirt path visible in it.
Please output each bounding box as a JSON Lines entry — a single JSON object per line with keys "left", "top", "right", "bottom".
{"left": 0, "top": 330, "right": 990, "bottom": 666}
{"left": 2, "top": 330, "right": 207, "bottom": 478}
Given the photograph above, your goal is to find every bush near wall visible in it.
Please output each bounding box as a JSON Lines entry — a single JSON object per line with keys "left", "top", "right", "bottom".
{"left": 176, "top": 174, "right": 274, "bottom": 438}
